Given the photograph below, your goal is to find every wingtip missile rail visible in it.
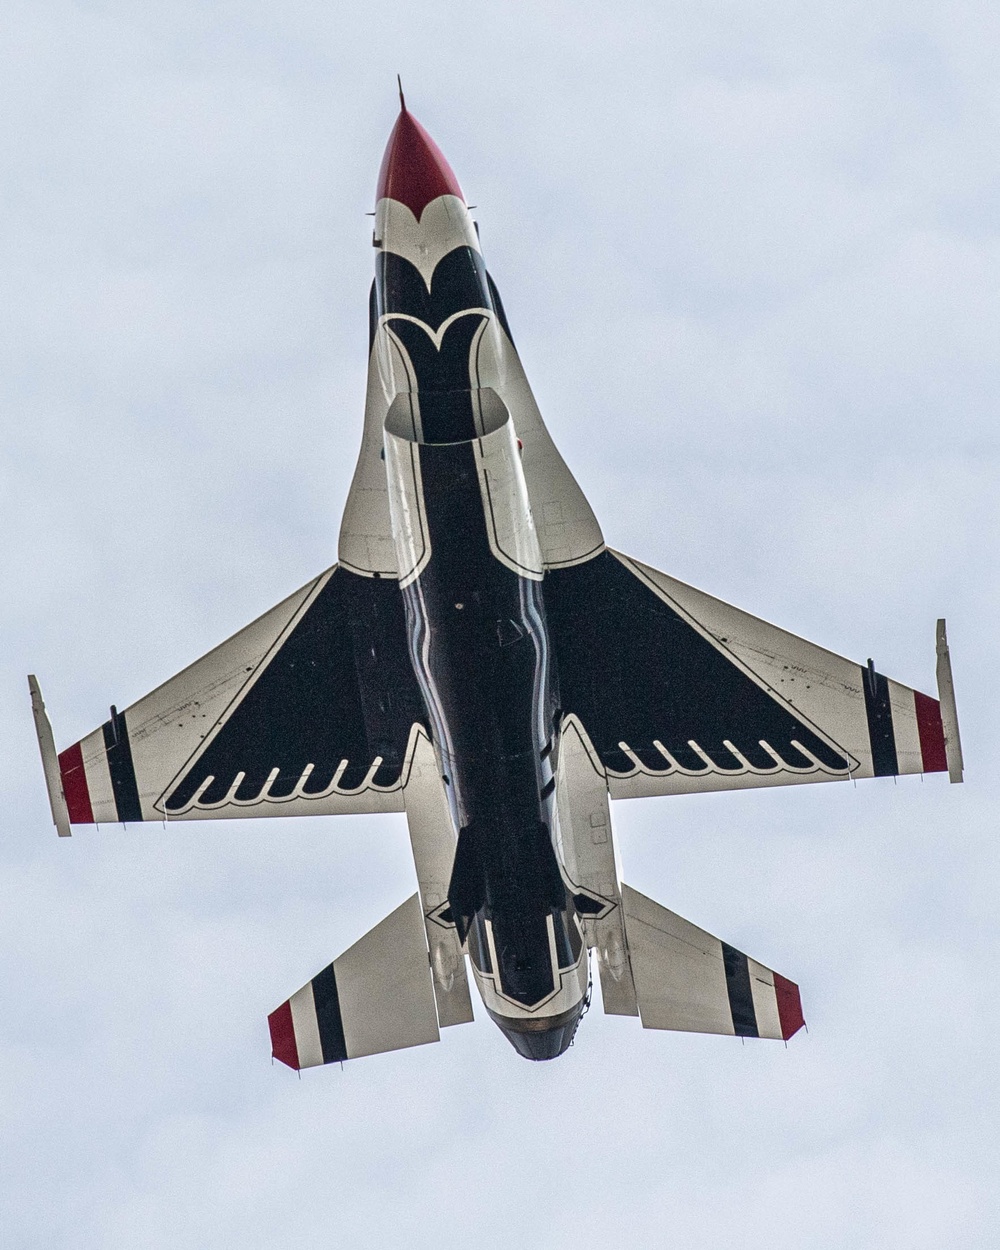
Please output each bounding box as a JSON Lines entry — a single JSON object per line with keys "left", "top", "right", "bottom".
{"left": 28, "top": 675, "right": 72, "bottom": 838}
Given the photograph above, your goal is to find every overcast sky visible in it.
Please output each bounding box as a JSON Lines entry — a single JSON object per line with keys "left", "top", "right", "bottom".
{"left": 3, "top": 2, "right": 998, "bottom": 1246}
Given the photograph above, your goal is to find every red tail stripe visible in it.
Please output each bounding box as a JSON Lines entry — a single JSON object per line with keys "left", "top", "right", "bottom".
{"left": 58, "top": 742, "right": 95, "bottom": 824}
{"left": 914, "top": 690, "right": 947, "bottom": 773}
{"left": 268, "top": 1001, "right": 300, "bottom": 1070}
{"left": 773, "top": 973, "right": 805, "bottom": 1041}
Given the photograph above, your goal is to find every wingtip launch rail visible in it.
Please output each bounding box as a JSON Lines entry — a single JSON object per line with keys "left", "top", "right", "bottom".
{"left": 28, "top": 675, "right": 71, "bottom": 838}
{"left": 935, "top": 619, "right": 964, "bottom": 784}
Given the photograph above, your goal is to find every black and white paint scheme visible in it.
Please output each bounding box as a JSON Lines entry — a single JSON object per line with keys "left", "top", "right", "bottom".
{"left": 31, "top": 100, "right": 963, "bottom": 1065}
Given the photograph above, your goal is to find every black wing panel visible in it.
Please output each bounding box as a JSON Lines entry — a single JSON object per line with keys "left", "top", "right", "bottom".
{"left": 164, "top": 567, "right": 427, "bottom": 813}
{"left": 545, "top": 551, "right": 947, "bottom": 798}
{"left": 59, "top": 567, "right": 428, "bottom": 824}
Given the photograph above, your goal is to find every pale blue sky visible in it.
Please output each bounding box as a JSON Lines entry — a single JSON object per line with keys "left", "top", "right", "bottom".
{"left": 2, "top": 3, "right": 998, "bottom": 1246}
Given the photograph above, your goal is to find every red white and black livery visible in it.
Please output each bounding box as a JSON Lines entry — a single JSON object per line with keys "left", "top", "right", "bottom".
{"left": 30, "top": 97, "right": 964, "bottom": 1064}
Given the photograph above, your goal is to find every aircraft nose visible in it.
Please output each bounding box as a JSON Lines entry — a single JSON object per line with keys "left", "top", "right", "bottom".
{"left": 376, "top": 103, "right": 465, "bottom": 218}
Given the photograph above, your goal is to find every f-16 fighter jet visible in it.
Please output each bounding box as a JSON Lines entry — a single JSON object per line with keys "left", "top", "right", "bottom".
{"left": 30, "top": 97, "right": 964, "bottom": 1064}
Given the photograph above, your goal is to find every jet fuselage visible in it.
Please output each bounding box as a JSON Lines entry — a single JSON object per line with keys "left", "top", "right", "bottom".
{"left": 371, "top": 107, "right": 588, "bottom": 1058}
{"left": 37, "top": 98, "right": 948, "bottom": 1075}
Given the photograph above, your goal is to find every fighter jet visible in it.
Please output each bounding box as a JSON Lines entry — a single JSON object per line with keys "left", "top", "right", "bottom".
{"left": 30, "top": 97, "right": 964, "bottom": 1064}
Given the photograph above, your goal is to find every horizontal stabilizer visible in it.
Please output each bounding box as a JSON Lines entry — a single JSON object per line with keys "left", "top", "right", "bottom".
{"left": 268, "top": 894, "right": 440, "bottom": 1068}
{"left": 621, "top": 884, "right": 804, "bottom": 1041}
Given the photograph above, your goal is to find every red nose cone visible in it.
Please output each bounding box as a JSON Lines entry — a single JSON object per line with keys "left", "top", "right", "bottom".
{"left": 376, "top": 109, "right": 464, "bottom": 218}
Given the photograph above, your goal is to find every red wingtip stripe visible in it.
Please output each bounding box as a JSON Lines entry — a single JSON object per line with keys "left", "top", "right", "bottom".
{"left": 773, "top": 973, "right": 805, "bottom": 1041}
{"left": 57, "top": 742, "right": 94, "bottom": 824}
{"left": 914, "top": 690, "right": 948, "bottom": 773}
{"left": 268, "top": 1001, "right": 300, "bottom": 1070}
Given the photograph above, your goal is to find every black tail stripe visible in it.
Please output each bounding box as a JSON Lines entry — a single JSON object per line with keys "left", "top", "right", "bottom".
{"left": 311, "top": 963, "right": 348, "bottom": 1063}
{"left": 861, "top": 665, "right": 899, "bottom": 777}
{"left": 101, "top": 711, "right": 143, "bottom": 823}
{"left": 722, "top": 943, "right": 759, "bottom": 1038}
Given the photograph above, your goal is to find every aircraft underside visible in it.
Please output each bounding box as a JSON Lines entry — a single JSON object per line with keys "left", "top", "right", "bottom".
{"left": 30, "top": 95, "right": 963, "bottom": 1066}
